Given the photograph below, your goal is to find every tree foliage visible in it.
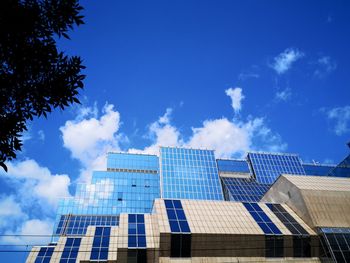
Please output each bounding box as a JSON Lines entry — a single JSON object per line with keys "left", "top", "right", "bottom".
{"left": 0, "top": 0, "right": 85, "bottom": 171}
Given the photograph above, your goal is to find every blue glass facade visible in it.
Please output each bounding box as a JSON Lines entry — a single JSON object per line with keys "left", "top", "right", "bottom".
{"left": 302, "top": 164, "right": 334, "bottom": 176}
{"left": 221, "top": 177, "right": 270, "bottom": 202}
{"left": 90, "top": 227, "right": 111, "bottom": 261}
{"left": 55, "top": 215, "right": 119, "bottom": 236}
{"left": 160, "top": 147, "right": 224, "bottom": 200}
{"left": 164, "top": 200, "right": 191, "bottom": 233}
{"left": 329, "top": 153, "right": 350, "bottom": 177}
{"left": 128, "top": 214, "right": 147, "bottom": 248}
{"left": 34, "top": 247, "right": 55, "bottom": 263}
{"left": 248, "top": 152, "right": 306, "bottom": 184}
{"left": 320, "top": 227, "right": 350, "bottom": 263}
{"left": 216, "top": 159, "right": 250, "bottom": 173}
{"left": 53, "top": 153, "right": 160, "bottom": 237}
{"left": 243, "top": 202, "right": 282, "bottom": 235}
{"left": 107, "top": 152, "right": 159, "bottom": 171}
{"left": 266, "top": 204, "right": 308, "bottom": 235}
{"left": 60, "top": 238, "right": 81, "bottom": 263}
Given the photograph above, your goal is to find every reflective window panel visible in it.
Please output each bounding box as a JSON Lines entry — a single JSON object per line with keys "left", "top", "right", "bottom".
{"left": 321, "top": 228, "right": 350, "bottom": 263}
{"left": 35, "top": 247, "right": 55, "bottom": 263}
{"left": 55, "top": 215, "right": 119, "bottom": 236}
{"left": 221, "top": 177, "right": 270, "bottom": 202}
{"left": 248, "top": 152, "right": 306, "bottom": 184}
{"left": 128, "top": 214, "right": 147, "bottom": 248}
{"left": 216, "top": 159, "right": 250, "bottom": 173}
{"left": 60, "top": 238, "right": 81, "bottom": 263}
{"left": 243, "top": 202, "right": 282, "bottom": 235}
{"left": 266, "top": 203, "right": 308, "bottom": 235}
{"left": 161, "top": 147, "right": 224, "bottom": 200}
{"left": 90, "top": 227, "right": 111, "bottom": 261}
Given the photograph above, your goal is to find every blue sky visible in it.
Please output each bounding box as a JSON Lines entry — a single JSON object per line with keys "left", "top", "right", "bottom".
{"left": 1, "top": 0, "right": 350, "bottom": 261}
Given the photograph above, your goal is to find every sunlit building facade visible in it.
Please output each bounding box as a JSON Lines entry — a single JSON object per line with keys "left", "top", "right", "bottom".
{"left": 26, "top": 145, "right": 350, "bottom": 263}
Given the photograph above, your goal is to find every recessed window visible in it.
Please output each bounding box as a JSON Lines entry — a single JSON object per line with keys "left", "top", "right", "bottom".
{"left": 118, "top": 192, "right": 123, "bottom": 201}
{"left": 132, "top": 179, "right": 136, "bottom": 187}
{"left": 171, "top": 234, "right": 191, "bottom": 258}
{"left": 265, "top": 235, "right": 284, "bottom": 258}
{"left": 293, "top": 236, "right": 311, "bottom": 257}
{"left": 127, "top": 249, "right": 147, "bottom": 263}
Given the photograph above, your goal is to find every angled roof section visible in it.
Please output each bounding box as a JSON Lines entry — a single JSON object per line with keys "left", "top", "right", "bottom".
{"left": 261, "top": 175, "right": 350, "bottom": 229}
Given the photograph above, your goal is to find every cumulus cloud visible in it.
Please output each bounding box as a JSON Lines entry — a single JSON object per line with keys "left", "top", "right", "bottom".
{"left": 129, "top": 89, "right": 286, "bottom": 158}
{"left": 275, "top": 88, "right": 292, "bottom": 102}
{"left": 2, "top": 160, "right": 71, "bottom": 208}
{"left": 225, "top": 87, "right": 245, "bottom": 114}
{"left": 1, "top": 219, "right": 53, "bottom": 246}
{"left": 0, "top": 161, "right": 70, "bottom": 246}
{"left": 271, "top": 48, "right": 304, "bottom": 74}
{"left": 0, "top": 196, "right": 23, "bottom": 217}
{"left": 128, "top": 108, "right": 183, "bottom": 155}
{"left": 60, "top": 103, "right": 126, "bottom": 182}
{"left": 325, "top": 106, "right": 350, "bottom": 135}
{"left": 0, "top": 196, "right": 26, "bottom": 230}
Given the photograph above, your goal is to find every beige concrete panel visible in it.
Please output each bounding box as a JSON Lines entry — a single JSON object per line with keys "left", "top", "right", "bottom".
{"left": 262, "top": 176, "right": 317, "bottom": 229}
{"left": 118, "top": 214, "right": 129, "bottom": 249}
{"left": 25, "top": 247, "right": 40, "bottom": 263}
{"left": 108, "top": 226, "right": 119, "bottom": 261}
{"left": 76, "top": 226, "right": 94, "bottom": 261}
{"left": 146, "top": 213, "right": 160, "bottom": 249}
{"left": 301, "top": 190, "right": 350, "bottom": 227}
{"left": 154, "top": 199, "right": 171, "bottom": 233}
{"left": 50, "top": 237, "right": 66, "bottom": 262}
{"left": 285, "top": 175, "right": 350, "bottom": 191}
{"left": 180, "top": 199, "right": 264, "bottom": 235}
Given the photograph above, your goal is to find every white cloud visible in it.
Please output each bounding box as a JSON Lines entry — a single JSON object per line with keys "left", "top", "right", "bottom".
{"left": 3, "top": 160, "right": 71, "bottom": 208}
{"left": 128, "top": 108, "right": 183, "bottom": 155}
{"left": 0, "top": 196, "right": 26, "bottom": 230}
{"left": 314, "top": 56, "right": 337, "bottom": 77}
{"left": 1, "top": 219, "right": 53, "bottom": 246}
{"left": 0, "top": 196, "right": 24, "bottom": 217}
{"left": 0, "top": 161, "right": 69, "bottom": 246}
{"left": 60, "top": 103, "right": 125, "bottom": 182}
{"left": 326, "top": 106, "right": 350, "bottom": 135}
{"left": 275, "top": 88, "right": 292, "bottom": 102}
{"left": 130, "top": 90, "right": 286, "bottom": 158}
{"left": 186, "top": 118, "right": 251, "bottom": 158}
{"left": 225, "top": 87, "right": 245, "bottom": 114}
{"left": 271, "top": 48, "right": 304, "bottom": 74}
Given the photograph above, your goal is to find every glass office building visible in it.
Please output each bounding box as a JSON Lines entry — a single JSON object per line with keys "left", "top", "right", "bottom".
{"left": 26, "top": 145, "right": 350, "bottom": 263}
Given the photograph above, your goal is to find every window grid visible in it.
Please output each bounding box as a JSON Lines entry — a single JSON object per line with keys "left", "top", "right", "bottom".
{"left": 90, "top": 227, "right": 111, "bottom": 261}
{"left": 222, "top": 177, "right": 270, "bottom": 202}
{"left": 35, "top": 247, "right": 55, "bottom": 263}
{"left": 266, "top": 203, "right": 309, "bottom": 235}
{"left": 243, "top": 202, "right": 282, "bottom": 235}
{"left": 248, "top": 152, "right": 306, "bottom": 185}
{"left": 128, "top": 214, "right": 147, "bottom": 248}
{"left": 216, "top": 159, "right": 250, "bottom": 173}
{"left": 60, "top": 238, "right": 81, "bottom": 263}
{"left": 164, "top": 200, "right": 191, "bottom": 233}
{"left": 321, "top": 228, "right": 350, "bottom": 263}
{"left": 55, "top": 215, "right": 119, "bottom": 235}
{"left": 161, "top": 147, "right": 224, "bottom": 201}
